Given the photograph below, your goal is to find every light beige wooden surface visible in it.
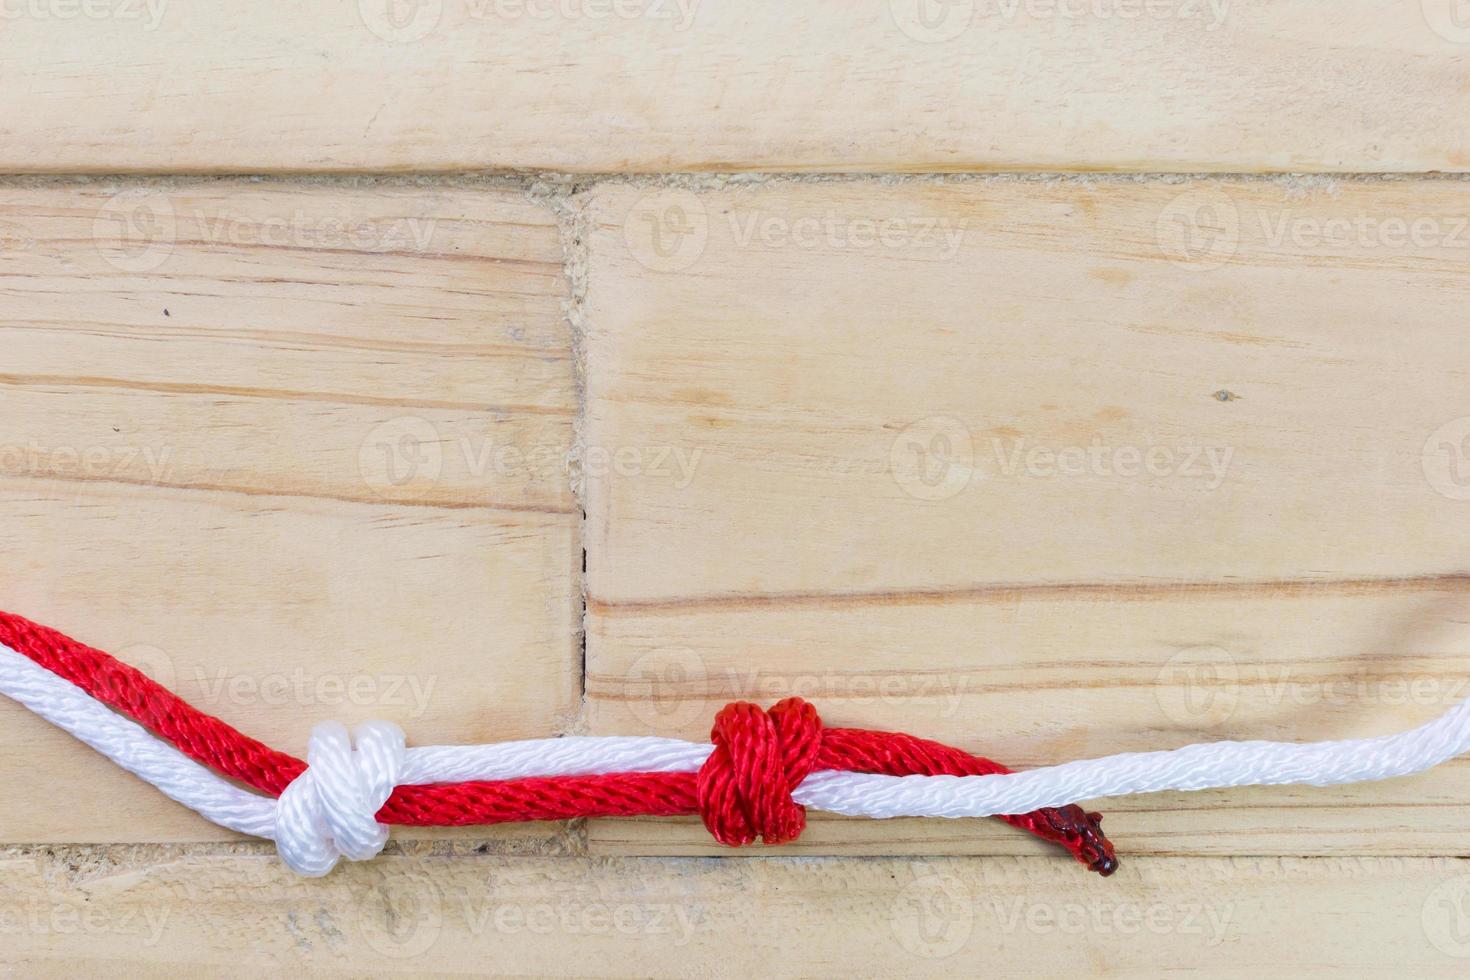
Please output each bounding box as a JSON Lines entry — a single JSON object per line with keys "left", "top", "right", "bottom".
{"left": 581, "top": 176, "right": 1470, "bottom": 855}
{"left": 3, "top": 2, "right": 1470, "bottom": 173}
{"left": 0, "top": 181, "right": 581, "bottom": 842}
{"left": 3, "top": 847, "right": 1470, "bottom": 975}
{"left": 5, "top": 12, "right": 1470, "bottom": 965}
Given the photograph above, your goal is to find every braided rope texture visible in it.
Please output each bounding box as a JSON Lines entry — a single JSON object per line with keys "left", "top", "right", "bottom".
{"left": 0, "top": 610, "right": 1117, "bottom": 875}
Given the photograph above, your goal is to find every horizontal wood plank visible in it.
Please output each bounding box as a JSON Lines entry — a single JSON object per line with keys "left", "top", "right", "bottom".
{"left": 581, "top": 176, "right": 1470, "bottom": 855}
{"left": 2, "top": 3, "right": 1468, "bottom": 172}
{"left": 0, "top": 181, "right": 581, "bottom": 843}
{"left": 2, "top": 848, "right": 1468, "bottom": 975}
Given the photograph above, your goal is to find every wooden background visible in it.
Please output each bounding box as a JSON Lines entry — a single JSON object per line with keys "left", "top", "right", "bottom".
{"left": 2, "top": 2, "right": 1469, "bottom": 974}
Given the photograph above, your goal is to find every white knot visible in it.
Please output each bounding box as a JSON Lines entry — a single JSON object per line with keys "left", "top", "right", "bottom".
{"left": 274, "top": 720, "right": 405, "bottom": 876}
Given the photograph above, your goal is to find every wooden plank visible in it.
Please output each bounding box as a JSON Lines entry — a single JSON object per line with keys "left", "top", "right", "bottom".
{"left": 1, "top": 849, "right": 1467, "bottom": 974}
{"left": 580, "top": 176, "right": 1470, "bottom": 855}
{"left": 2, "top": 2, "right": 1469, "bottom": 173}
{"left": 0, "top": 181, "right": 581, "bottom": 843}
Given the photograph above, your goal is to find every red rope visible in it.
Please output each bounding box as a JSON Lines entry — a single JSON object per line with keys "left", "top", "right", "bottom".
{"left": 0, "top": 610, "right": 1116, "bottom": 875}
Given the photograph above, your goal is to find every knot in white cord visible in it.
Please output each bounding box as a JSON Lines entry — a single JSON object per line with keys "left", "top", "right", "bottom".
{"left": 274, "top": 720, "right": 405, "bottom": 876}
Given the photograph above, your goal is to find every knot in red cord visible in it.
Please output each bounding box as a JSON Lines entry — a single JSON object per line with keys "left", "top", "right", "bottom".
{"left": 697, "top": 697, "right": 822, "bottom": 846}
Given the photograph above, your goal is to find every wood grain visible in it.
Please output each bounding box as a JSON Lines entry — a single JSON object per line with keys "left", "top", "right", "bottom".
{"left": 3, "top": 2, "right": 1469, "bottom": 173}
{"left": 2, "top": 847, "right": 1468, "bottom": 975}
{"left": 7, "top": 2, "right": 1470, "bottom": 969}
{"left": 0, "top": 181, "right": 581, "bottom": 843}
{"left": 580, "top": 176, "right": 1470, "bottom": 854}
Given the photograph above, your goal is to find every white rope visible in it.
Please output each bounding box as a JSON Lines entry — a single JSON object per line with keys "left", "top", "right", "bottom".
{"left": 401, "top": 736, "right": 711, "bottom": 783}
{"left": 6, "top": 639, "right": 1470, "bottom": 875}
{"left": 790, "top": 692, "right": 1470, "bottom": 819}
{"left": 275, "top": 720, "right": 405, "bottom": 876}
{"left": 0, "top": 640, "right": 717, "bottom": 875}
{"left": 0, "top": 644, "right": 277, "bottom": 838}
